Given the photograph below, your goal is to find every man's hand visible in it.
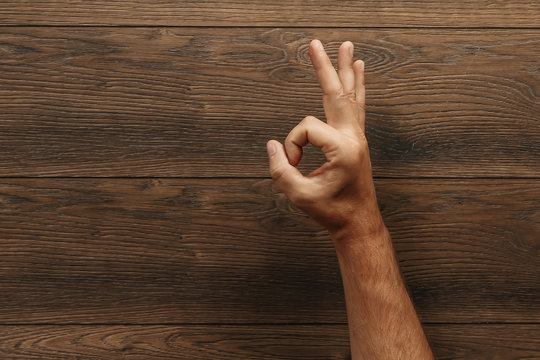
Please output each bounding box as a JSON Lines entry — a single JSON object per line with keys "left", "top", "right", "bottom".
{"left": 266, "top": 39, "right": 434, "bottom": 360}
{"left": 266, "top": 39, "right": 382, "bottom": 238}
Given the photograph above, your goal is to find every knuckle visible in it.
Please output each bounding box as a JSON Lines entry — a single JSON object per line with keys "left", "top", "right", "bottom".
{"left": 323, "top": 85, "right": 341, "bottom": 97}
{"left": 269, "top": 164, "right": 285, "bottom": 182}
{"left": 337, "top": 135, "right": 367, "bottom": 162}
{"left": 349, "top": 140, "right": 366, "bottom": 155}
{"left": 322, "top": 89, "right": 334, "bottom": 97}
{"left": 334, "top": 86, "right": 357, "bottom": 103}
{"left": 301, "top": 115, "right": 317, "bottom": 126}
{"left": 284, "top": 132, "right": 293, "bottom": 146}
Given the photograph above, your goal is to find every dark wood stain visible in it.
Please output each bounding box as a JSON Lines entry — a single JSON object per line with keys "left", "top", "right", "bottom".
{"left": 0, "top": 325, "right": 538, "bottom": 359}
{"left": 0, "top": 179, "right": 537, "bottom": 323}
{"left": 0, "top": 28, "right": 538, "bottom": 177}
{"left": 0, "top": 1, "right": 539, "bottom": 27}
{"left": 0, "top": 1, "right": 538, "bottom": 358}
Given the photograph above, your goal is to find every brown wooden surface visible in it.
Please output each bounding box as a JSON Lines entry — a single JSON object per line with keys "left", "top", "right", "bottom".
{"left": 0, "top": 325, "right": 538, "bottom": 360}
{"left": 1, "top": 28, "right": 539, "bottom": 177}
{"left": 1, "top": 1, "right": 539, "bottom": 27}
{"left": 1, "top": 178, "right": 538, "bottom": 323}
{"left": 1, "top": 1, "right": 539, "bottom": 358}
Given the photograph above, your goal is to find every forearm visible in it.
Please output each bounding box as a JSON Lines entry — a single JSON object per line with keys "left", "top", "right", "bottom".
{"left": 332, "top": 219, "right": 434, "bottom": 360}
{"left": 267, "top": 39, "right": 433, "bottom": 358}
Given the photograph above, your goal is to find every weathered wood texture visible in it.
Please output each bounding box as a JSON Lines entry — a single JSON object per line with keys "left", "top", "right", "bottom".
{"left": 1, "top": 28, "right": 539, "bottom": 177}
{"left": 0, "top": 179, "right": 538, "bottom": 323}
{"left": 1, "top": 0, "right": 539, "bottom": 356}
{"left": 1, "top": 1, "right": 539, "bottom": 27}
{"left": 0, "top": 324, "right": 538, "bottom": 359}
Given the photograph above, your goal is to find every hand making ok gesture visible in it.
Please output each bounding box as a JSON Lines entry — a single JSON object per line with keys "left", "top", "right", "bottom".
{"left": 266, "top": 39, "right": 383, "bottom": 240}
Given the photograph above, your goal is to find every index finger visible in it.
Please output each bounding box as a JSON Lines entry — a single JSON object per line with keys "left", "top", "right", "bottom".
{"left": 309, "top": 39, "right": 342, "bottom": 96}
{"left": 284, "top": 116, "right": 341, "bottom": 166}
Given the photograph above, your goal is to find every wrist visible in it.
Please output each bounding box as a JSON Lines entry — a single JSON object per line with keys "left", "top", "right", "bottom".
{"left": 330, "top": 203, "right": 388, "bottom": 250}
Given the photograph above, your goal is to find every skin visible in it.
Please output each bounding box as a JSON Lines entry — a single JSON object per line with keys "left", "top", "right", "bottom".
{"left": 266, "top": 39, "right": 434, "bottom": 359}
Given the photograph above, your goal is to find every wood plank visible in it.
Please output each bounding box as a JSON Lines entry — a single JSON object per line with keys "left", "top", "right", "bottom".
{"left": 0, "top": 324, "right": 538, "bottom": 359}
{"left": 0, "top": 178, "right": 538, "bottom": 323}
{"left": 0, "top": 28, "right": 539, "bottom": 177}
{"left": 0, "top": 1, "right": 539, "bottom": 27}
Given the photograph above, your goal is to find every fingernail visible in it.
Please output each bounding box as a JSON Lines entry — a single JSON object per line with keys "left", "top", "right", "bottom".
{"left": 313, "top": 39, "right": 323, "bottom": 50}
{"left": 349, "top": 43, "right": 354, "bottom": 57}
{"left": 357, "top": 59, "right": 364, "bottom": 71}
{"left": 266, "top": 141, "right": 276, "bottom": 156}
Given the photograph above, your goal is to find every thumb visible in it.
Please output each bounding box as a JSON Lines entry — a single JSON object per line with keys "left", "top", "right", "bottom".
{"left": 266, "top": 140, "right": 304, "bottom": 193}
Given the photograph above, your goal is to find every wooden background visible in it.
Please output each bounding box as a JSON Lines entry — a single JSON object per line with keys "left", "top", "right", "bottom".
{"left": 0, "top": 1, "right": 539, "bottom": 359}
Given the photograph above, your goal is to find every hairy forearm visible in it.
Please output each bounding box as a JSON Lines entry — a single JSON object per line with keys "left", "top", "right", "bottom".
{"left": 267, "top": 39, "right": 434, "bottom": 358}
{"left": 332, "top": 220, "right": 434, "bottom": 360}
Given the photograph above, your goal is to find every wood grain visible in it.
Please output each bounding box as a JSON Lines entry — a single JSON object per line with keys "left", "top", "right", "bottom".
{"left": 0, "top": 1, "right": 539, "bottom": 27}
{"left": 0, "top": 178, "right": 538, "bottom": 323}
{"left": 0, "top": 324, "right": 538, "bottom": 359}
{"left": 0, "top": 28, "right": 539, "bottom": 177}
